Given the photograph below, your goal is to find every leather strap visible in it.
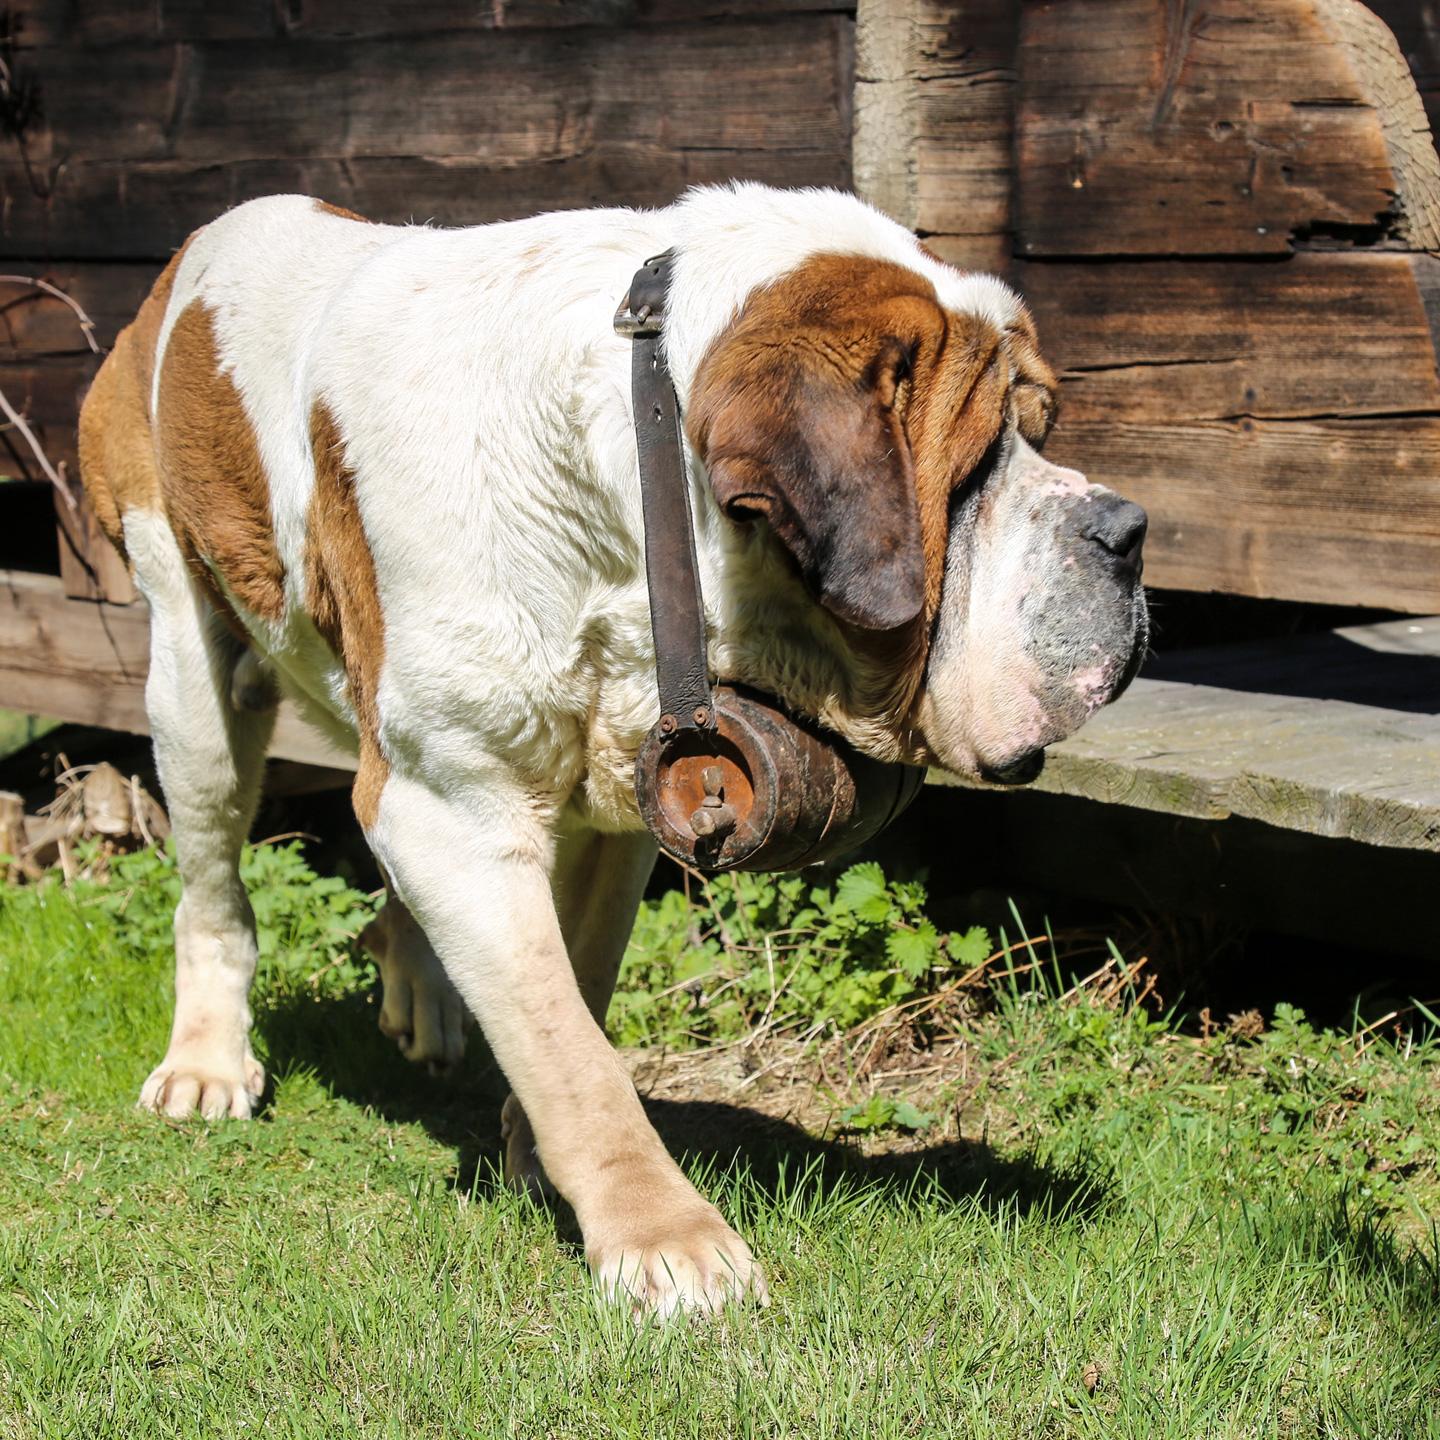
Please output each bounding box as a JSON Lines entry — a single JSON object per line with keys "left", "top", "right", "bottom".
{"left": 616, "top": 251, "right": 716, "bottom": 734}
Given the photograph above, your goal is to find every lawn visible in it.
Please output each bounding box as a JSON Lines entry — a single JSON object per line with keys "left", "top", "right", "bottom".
{"left": 1, "top": 843, "right": 1436, "bottom": 1438}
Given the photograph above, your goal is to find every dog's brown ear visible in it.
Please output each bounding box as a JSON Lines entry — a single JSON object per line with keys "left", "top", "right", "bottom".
{"left": 689, "top": 333, "right": 925, "bottom": 632}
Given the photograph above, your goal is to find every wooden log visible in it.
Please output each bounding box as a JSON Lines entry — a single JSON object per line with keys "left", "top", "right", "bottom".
{"left": 1016, "top": 0, "right": 1440, "bottom": 257}
{"left": 1022, "top": 252, "right": 1440, "bottom": 610}
{"left": 5, "top": 0, "right": 849, "bottom": 47}
{"left": 0, "top": 17, "right": 854, "bottom": 260}
{"left": 1369, "top": 0, "right": 1440, "bottom": 136}
{"left": 854, "top": 0, "right": 1018, "bottom": 275}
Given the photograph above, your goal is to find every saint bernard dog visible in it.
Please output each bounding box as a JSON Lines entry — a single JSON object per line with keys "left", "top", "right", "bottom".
{"left": 79, "top": 183, "right": 1148, "bottom": 1317}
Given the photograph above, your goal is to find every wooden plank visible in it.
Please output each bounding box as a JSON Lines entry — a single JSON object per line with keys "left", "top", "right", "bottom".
{"left": 54, "top": 480, "right": 137, "bottom": 603}
{"left": 0, "top": 268, "right": 151, "bottom": 601}
{"left": 0, "top": 569, "right": 356, "bottom": 768}
{"left": 0, "top": 353, "right": 99, "bottom": 479}
{"left": 0, "top": 17, "right": 854, "bottom": 259}
{"left": 1015, "top": 0, "right": 1438, "bottom": 257}
{"left": 1018, "top": 252, "right": 1440, "bottom": 609}
{"left": 3, "top": 30, "right": 848, "bottom": 167}
{"left": 5, "top": 1, "right": 851, "bottom": 47}
{"left": 1026, "top": 253, "right": 1440, "bottom": 422}
{"left": 931, "top": 615, "right": 1440, "bottom": 852}
{"left": 0, "top": 150, "right": 857, "bottom": 263}
{"left": 1046, "top": 417, "right": 1440, "bottom": 609}
{"left": 854, "top": 0, "right": 1018, "bottom": 274}
{"left": 0, "top": 567, "right": 150, "bottom": 731}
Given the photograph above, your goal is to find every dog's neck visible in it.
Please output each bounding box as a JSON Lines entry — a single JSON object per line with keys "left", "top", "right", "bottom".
{"left": 585, "top": 188, "right": 937, "bottom": 763}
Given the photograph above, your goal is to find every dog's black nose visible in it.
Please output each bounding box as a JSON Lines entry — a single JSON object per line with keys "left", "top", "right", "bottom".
{"left": 1082, "top": 495, "right": 1148, "bottom": 573}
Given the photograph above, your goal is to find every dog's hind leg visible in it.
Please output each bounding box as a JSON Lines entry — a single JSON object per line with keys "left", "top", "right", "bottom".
{"left": 501, "top": 820, "right": 657, "bottom": 1196}
{"left": 125, "top": 511, "right": 276, "bottom": 1120}
{"left": 359, "top": 880, "right": 469, "bottom": 1074}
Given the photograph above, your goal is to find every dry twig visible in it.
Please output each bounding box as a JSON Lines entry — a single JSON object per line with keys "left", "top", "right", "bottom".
{"left": 0, "top": 272, "right": 105, "bottom": 515}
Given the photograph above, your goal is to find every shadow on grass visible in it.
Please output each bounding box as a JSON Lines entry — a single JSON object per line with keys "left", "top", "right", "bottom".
{"left": 1243, "top": 1187, "right": 1440, "bottom": 1327}
{"left": 256, "top": 989, "right": 1113, "bottom": 1228}
{"left": 255, "top": 989, "right": 1440, "bottom": 1325}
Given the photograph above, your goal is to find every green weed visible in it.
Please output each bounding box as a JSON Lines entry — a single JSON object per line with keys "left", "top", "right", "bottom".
{"left": 613, "top": 862, "right": 994, "bottom": 1049}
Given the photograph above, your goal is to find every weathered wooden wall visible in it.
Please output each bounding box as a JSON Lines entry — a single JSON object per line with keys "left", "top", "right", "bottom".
{"left": 0, "top": 0, "right": 855, "bottom": 486}
{"left": 856, "top": 0, "right": 1440, "bottom": 613}
{"left": 5, "top": 0, "right": 1440, "bottom": 617}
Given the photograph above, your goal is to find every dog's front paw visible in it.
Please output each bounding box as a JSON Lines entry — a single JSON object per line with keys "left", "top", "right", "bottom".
{"left": 138, "top": 1045, "right": 264, "bottom": 1120}
{"left": 361, "top": 904, "right": 468, "bottom": 1073}
{"left": 583, "top": 1190, "right": 767, "bottom": 1319}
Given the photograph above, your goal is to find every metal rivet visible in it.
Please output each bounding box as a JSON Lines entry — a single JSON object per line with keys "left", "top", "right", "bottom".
{"left": 659, "top": 714, "right": 677, "bottom": 734}
{"left": 693, "top": 706, "right": 709, "bottom": 726}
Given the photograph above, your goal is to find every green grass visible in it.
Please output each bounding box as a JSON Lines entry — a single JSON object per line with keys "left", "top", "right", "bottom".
{"left": 1, "top": 853, "right": 1437, "bottom": 1438}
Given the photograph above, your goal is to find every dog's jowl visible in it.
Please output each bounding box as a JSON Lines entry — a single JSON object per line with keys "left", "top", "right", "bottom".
{"left": 78, "top": 183, "right": 1148, "bottom": 1317}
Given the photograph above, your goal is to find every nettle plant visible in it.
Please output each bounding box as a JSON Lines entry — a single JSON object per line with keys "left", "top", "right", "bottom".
{"left": 69, "top": 838, "right": 380, "bottom": 1003}
{"left": 612, "top": 862, "right": 992, "bottom": 1052}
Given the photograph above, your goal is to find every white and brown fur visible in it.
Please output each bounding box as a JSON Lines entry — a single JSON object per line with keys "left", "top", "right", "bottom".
{"left": 79, "top": 183, "right": 1148, "bottom": 1317}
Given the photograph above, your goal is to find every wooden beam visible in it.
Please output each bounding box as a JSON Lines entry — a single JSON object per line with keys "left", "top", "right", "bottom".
{"left": 0, "top": 569, "right": 355, "bottom": 768}
{"left": 1022, "top": 251, "right": 1440, "bottom": 610}
{"left": 854, "top": 0, "right": 1019, "bottom": 274}
{"left": 5, "top": 1, "right": 853, "bottom": 48}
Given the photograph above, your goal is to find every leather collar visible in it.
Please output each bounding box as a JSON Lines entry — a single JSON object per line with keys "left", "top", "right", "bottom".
{"left": 614, "top": 251, "right": 717, "bottom": 737}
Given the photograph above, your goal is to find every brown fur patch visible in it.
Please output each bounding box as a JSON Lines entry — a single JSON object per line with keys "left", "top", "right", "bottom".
{"left": 1003, "top": 309, "right": 1059, "bottom": 443}
{"left": 314, "top": 200, "right": 373, "bottom": 223}
{"left": 307, "top": 401, "right": 388, "bottom": 829}
{"left": 689, "top": 252, "right": 1051, "bottom": 633}
{"left": 78, "top": 241, "right": 192, "bottom": 553}
{"left": 152, "top": 301, "right": 287, "bottom": 624}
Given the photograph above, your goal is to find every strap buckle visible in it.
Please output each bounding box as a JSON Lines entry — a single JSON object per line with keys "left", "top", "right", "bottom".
{"left": 613, "top": 298, "right": 661, "bottom": 338}
{"left": 613, "top": 249, "right": 674, "bottom": 338}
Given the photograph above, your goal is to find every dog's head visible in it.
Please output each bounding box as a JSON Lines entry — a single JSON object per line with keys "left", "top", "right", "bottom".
{"left": 688, "top": 253, "right": 1148, "bottom": 780}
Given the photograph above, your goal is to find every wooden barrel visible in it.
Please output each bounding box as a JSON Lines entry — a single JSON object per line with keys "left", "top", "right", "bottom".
{"left": 634, "top": 684, "right": 924, "bottom": 872}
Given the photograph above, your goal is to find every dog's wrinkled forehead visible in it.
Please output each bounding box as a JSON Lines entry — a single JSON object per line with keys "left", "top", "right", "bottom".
{"left": 688, "top": 252, "right": 1057, "bottom": 627}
